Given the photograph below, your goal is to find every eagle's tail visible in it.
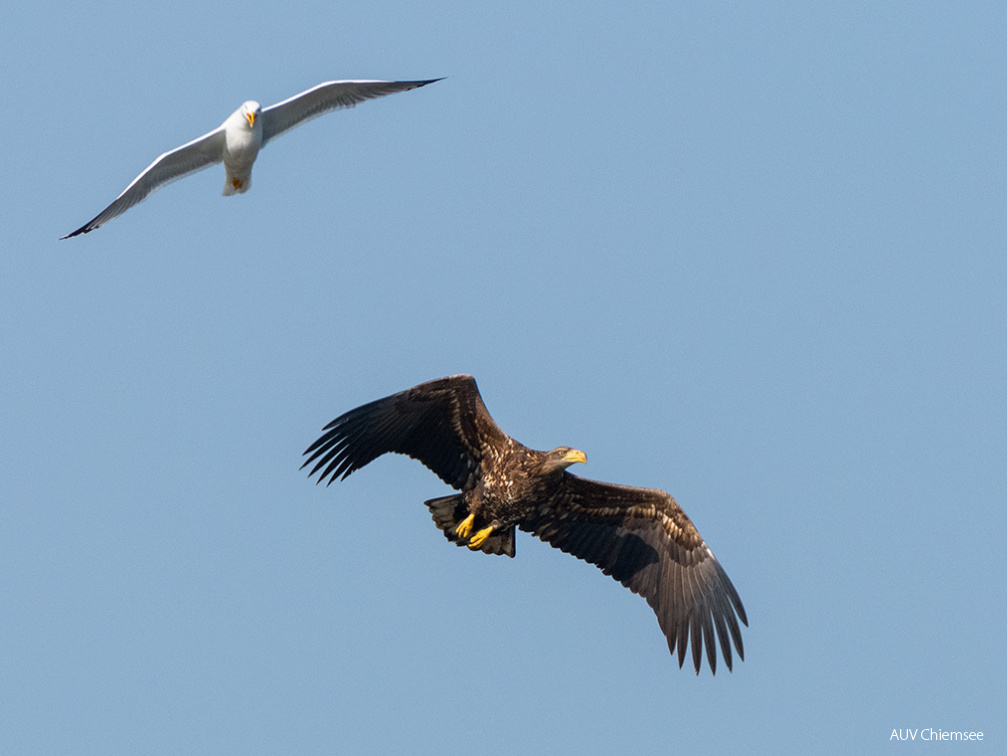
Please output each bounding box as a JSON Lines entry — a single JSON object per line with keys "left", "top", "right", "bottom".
{"left": 423, "top": 495, "right": 515, "bottom": 557}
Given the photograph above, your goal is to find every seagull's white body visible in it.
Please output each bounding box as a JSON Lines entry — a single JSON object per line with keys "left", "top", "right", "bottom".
{"left": 221, "top": 101, "right": 263, "bottom": 196}
{"left": 62, "top": 78, "right": 441, "bottom": 238}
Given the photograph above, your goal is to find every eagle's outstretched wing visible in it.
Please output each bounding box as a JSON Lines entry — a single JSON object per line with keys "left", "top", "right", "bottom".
{"left": 302, "top": 374, "right": 508, "bottom": 491}
{"left": 522, "top": 475, "right": 748, "bottom": 674}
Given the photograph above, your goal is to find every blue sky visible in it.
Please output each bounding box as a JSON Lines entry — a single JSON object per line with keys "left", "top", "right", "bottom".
{"left": 2, "top": 2, "right": 1004, "bottom": 753}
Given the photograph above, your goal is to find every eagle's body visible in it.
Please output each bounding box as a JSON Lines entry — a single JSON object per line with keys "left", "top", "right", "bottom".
{"left": 429, "top": 435, "right": 586, "bottom": 558}
{"left": 303, "top": 374, "right": 747, "bottom": 674}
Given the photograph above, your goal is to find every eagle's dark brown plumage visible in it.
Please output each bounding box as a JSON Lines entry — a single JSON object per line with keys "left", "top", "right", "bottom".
{"left": 302, "top": 374, "right": 747, "bottom": 673}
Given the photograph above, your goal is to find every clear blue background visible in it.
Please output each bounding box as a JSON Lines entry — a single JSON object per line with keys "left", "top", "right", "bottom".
{"left": 2, "top": 2, "right": 1004, "bottom": 753}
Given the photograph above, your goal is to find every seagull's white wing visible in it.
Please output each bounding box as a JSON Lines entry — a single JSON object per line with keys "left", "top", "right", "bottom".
{"left": 61, "top": 127, "right": 227, "bottom": 239}
{"left": 259, "top": 79, "right": 442, "bottom": 147}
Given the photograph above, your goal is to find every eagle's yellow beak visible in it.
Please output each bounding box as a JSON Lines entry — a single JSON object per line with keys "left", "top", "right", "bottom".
{"left": 245, "top": 111, "right": 256, "bottom": 128}
{"left": 563, "top": 449, "right": 587, "bottom": 464}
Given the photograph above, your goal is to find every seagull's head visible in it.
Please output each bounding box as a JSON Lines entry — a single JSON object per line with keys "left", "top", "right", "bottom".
{"left": 240, "top": 101, "right": 261, "bottom": 129}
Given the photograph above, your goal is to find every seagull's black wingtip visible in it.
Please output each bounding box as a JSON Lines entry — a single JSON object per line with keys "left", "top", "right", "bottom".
{"left": 60, "top": 225, "right": 92, "bottom": 240}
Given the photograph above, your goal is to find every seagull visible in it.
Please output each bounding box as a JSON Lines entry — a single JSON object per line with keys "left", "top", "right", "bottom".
{"left": 61, "top": 78, "right": 442, "bottom": 239}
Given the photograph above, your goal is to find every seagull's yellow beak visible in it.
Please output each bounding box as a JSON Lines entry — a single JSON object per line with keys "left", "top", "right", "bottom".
{"left": 563, "top": 449, "right": 587, "bottom": 464}
{"left": 245, "top": 111, "right": 256, "bottom": 128}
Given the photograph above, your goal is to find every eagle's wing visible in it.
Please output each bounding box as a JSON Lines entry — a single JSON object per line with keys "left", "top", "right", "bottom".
{"left": 521, "top": 475, "right": 747, "bottom": 674}
{"left": 302, "top": 374, "right": 508, "bottom": 490}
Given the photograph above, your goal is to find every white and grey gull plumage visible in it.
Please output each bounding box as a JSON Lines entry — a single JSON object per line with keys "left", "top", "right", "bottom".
{"left": 61, "top": 78, "right": 442, "bottom": 239}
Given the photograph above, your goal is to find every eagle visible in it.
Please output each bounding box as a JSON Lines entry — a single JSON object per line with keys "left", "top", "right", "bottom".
{"left": 302, "top": 374, "right": 747, "bottom": 673}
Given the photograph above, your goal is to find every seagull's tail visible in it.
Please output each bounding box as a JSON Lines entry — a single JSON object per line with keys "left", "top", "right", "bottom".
{"left": 222, "top": 168, "right": 252, "bottom": 196}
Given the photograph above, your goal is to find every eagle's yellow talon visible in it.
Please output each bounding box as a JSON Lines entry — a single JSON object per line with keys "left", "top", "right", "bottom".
{"left": 468, "top": 525, "right": 495, "bottom": 549}
{"left": 455, "top": 513, "right": 475, "bottom": 538}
